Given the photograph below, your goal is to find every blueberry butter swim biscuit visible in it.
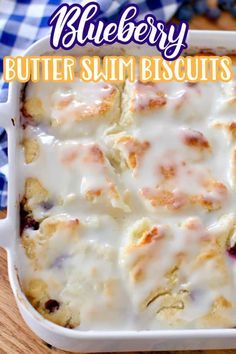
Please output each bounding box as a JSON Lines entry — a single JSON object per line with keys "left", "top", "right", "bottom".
{"left": 120, "top": 78, "right": 226, "bottom": 127}
{"left": 120, "top": 214, "right": 236, "bottom": 329}
{"left": 22, "top": 76, "right": 121, "bottom": 138}
{"left": 19, "top": 53, "right": 236, "bottom": 330}
{"left": 22, "top": 215, "right": 129, "bottom": 329}
{"left": 21, "top": 131, "right": 129, "bottom": 220}
{"left": 106, "top": 126, "right": 228, "bottom": 213}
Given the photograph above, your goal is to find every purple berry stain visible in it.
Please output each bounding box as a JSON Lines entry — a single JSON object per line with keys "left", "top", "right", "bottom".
{"left": 51, "top": 254, "right": 68, "bottom": 269}
{"left": 41, "top": 200, "right": 54, "bottom": 211}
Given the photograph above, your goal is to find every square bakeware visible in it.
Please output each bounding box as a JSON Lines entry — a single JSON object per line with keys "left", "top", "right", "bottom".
{"left": 1, "top": 30, "right": 236, "bottom": 352}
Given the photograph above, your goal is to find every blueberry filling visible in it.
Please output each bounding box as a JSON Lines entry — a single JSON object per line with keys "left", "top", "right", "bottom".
{"left": 227, "top": 244, "right": 236, "bottom": 258}
{"left": 20, "top": 202, "right": 39, "bottom": 235}
{"left": 25, "top": 217, "right": 39, "bottom": 230}
{"left": 45, "top": 299, "right": 60, "bottom": 313}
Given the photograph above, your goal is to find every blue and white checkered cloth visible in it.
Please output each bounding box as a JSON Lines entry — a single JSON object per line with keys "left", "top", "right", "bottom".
{"left": 0, "top": 0, "right": 183, "bottom": 209}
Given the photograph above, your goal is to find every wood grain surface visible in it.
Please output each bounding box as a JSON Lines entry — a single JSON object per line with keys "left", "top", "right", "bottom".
{"left": 1, "top": 11, "right": 236, "bottom": 354}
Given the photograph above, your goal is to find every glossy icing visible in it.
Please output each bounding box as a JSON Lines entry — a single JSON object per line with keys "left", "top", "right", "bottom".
{"left": 19, "top": 58, "right": 236, "bottom": 330}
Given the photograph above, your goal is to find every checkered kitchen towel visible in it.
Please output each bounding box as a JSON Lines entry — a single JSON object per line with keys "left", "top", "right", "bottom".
{"left": 0, "top": 0, "right": 183, "bottom": 208}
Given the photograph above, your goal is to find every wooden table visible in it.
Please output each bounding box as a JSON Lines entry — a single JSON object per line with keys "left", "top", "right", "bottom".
{"left": 1, "top": 11, "right": 236, "bottom": 354}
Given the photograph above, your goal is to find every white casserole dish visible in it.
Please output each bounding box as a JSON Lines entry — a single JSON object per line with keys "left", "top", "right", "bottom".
{"left": 1, "top": 30, "right": 236, "bottom": 352}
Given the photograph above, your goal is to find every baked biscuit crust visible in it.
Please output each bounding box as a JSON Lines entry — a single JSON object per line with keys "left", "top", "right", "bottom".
{"left": 22, "top": 78, "right": 121, "bottom": 138}
{"left": 19, "top": 54, "right": 236, "bottom": 330}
